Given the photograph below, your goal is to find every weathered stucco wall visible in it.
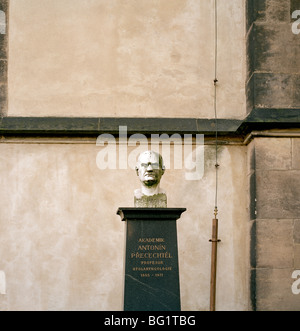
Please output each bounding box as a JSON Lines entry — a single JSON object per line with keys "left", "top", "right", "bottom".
{"left": 7, "top": 0, "right": 246, "bottom": 118}
{"left": 0, "top": 0, "right": 298, "bottom": 312}
{"left": 0, "top": 141, "right": 249, "bottom": 311}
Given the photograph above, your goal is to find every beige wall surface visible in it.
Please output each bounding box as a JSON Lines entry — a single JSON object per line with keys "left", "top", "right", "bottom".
{"left": 0, "top": 140, "right": 249, "bottom": 311}
{"left": 7, "top": 0, "right": 246, "bottom": 118}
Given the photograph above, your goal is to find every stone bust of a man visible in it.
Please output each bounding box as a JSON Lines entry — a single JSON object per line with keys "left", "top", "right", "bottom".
{"left": 134, "top": 151, "right": 167, "bottom": 207}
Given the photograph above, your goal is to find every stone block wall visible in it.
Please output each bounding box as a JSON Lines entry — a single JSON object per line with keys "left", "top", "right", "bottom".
{"left": 0, "top": 0, "right": 7, "bottom": 116}
{"left": 249, "top": 138, "right": 300, "bottom": 310}
{"left": 246, "top": 0, "right": 300, "bottom": 112}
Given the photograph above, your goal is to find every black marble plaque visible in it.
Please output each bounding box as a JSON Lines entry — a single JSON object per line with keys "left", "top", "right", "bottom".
{"left": 117, "top": 208, "right": 186, "bottom": 311}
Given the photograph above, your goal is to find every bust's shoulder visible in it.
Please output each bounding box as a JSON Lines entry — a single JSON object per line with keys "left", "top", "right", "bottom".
{"left": 134, "top": 188, "right": 166, "bottom": 199}
{"left": 159, "top": 188, "right": 166, "bottom": 195}
{"left": 134, "top": 189, "right": 143, "bottom": 199}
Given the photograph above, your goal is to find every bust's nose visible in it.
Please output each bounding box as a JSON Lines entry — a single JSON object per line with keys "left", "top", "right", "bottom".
{"left": 146, "top": 164, "right": 153, "bottom": 171}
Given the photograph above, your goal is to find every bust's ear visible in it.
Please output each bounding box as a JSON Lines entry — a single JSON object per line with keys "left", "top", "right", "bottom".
{"left": 135, "top": 166, "right": 139, "bottom": 176}
{"left": 161, "top": 166, "right": 165, "bottom": 175}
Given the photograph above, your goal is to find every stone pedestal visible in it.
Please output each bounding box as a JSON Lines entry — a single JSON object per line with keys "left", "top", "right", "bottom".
{"left": 117, "top": 207, "right": 186, "bottom": 311}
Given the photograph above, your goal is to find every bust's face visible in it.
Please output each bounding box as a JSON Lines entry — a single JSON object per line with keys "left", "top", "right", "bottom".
{"left": 136, "top": 151, "right": 165, "bottom": 187}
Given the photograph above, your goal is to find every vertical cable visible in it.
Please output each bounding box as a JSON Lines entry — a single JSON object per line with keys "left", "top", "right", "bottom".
{"left": 209, "top": 0, "right": 221, "bottom": 312}
{"left": 213, "top": 0, "right": 219, "bottom": 218}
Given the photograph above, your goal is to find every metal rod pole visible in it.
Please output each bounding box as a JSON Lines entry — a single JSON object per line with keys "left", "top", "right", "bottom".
{"left": 210, "top": 217, "right": 220, "bottom": 311}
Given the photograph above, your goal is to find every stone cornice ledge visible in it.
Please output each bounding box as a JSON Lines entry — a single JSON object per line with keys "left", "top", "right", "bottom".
{"left": 0, "top": 108, "right": 299, "bottom": 138}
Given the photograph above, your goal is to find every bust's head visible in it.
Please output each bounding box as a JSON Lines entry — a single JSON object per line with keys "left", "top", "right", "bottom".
{"left": 135, "top": 151, "right": 165, "bottom": 188}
